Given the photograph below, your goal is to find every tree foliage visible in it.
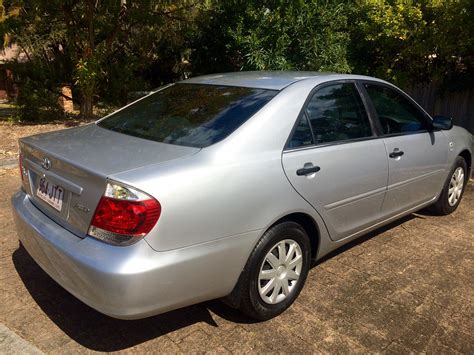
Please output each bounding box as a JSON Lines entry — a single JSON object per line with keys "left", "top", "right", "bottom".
{"left": 349, "top": 0, "right": 427, "bottom": 85}
{"left": 191, "top": 0, "right": 351, "bottom": 73}
{"left": 349, "top": 0, "right": 473, "bottom": 89}
{"left": 0, "top": 0, "right": 198, "bottom": 118}
{"left": 0, "top": 0, "right": 472, "bottom": 121}
{"left": 420, "top": 0, "right": 474, "bottom": 90}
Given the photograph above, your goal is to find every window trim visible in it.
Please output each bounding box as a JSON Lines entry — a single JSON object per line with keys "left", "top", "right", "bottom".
{"left": 284, "top": 135, "right": 383, "bottom": 153}
{"left": 357, "top": 80, "right": 435, "bottom": 138}
{"left": 284, "top": 79, "right": 379, "bottom": 152}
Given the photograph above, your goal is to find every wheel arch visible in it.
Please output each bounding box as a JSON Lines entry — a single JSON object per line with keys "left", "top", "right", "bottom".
{"left": 459, "top": 149, "right": 472, "bottom": 178}
{"left": 269, "top": 212, "right": 320, "bottom": 260}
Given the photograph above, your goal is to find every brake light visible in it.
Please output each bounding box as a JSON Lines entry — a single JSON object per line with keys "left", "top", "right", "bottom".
{"left": 88, "top": 182, "right": 161, "bottom": 246}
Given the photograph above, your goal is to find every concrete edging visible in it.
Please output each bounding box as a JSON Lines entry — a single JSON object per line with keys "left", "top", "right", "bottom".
{"left": 0, "top": 158, "right": 17, "bottom": 169}
{"left": 0, "top": 323, "right": 44, "bottom": 354}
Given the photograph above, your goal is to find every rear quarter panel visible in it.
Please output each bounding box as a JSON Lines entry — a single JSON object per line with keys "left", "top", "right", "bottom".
{"left": 113, "top": 150, "right": 326, "bottom": 253}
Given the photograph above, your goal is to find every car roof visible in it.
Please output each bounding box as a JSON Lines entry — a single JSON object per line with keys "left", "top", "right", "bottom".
{"left": 181, "top": 71, "right": 386, "bottom": 90}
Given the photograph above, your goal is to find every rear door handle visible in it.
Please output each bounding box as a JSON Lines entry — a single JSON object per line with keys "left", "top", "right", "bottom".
{"left": 297, "top": 165, "right": 321, "bottom": 176}
{"left": 389, "top": 149, "right": 404, "bottom": 158}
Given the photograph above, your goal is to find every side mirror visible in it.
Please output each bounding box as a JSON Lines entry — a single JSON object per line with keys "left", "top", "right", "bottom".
{"left": 432, "top": 115, "right": 453, "bottom": 130}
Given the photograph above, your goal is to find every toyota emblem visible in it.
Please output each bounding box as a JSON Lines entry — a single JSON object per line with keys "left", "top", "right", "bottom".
{"left": 42, "top": 157, "right": 52, "bottom": 170}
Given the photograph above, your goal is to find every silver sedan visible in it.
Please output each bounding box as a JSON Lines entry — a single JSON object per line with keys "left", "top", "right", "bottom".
{"left": 12, "top": 72, "right": 473, "bottom": 320}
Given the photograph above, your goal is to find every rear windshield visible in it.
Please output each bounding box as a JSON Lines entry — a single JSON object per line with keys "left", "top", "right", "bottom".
{"left": 97, "top": 83, "right": 278, "bottom": 148}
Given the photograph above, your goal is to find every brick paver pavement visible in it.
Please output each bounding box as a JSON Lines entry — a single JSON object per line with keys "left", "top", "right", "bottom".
{"left": 0, "top": 167, "right": 472, "bottom": 353}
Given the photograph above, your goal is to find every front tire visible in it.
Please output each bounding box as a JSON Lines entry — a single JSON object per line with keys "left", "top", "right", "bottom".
{"left": 238, "top": 221, "right": 311, "bottom": 321}
{"left": 431, "top": 156, "right": 468, "bottom": 215}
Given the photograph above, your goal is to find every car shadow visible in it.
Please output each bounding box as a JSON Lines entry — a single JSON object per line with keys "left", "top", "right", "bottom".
{"left": 314, "top": 213, "right": 420, "bottom": 266}
{"left": 12, "top": 212, "right": 423, "bottom": 351}
{"left": 12, "top": 245, "right": 229, "bottom": 351}
{"left": 209, "top": 214, "right": 423, "bottom": 324}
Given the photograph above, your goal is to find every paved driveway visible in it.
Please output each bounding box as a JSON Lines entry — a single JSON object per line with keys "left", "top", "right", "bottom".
{"left": 0, "top": 168, "right": 472, "bottom": 353}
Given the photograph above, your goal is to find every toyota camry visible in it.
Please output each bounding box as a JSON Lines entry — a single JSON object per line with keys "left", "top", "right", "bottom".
{"left": 12, "top": 72, "right": 473, "bottom": 320}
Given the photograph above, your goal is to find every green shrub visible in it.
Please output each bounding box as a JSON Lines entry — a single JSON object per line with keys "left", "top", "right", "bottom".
{"left": 15, "top": 80, "right": 63, "bottom": 122}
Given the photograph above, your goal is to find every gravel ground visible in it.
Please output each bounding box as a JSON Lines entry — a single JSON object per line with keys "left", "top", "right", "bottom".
{"left": 0, "top": 166, "right": 472, "bottom": 353}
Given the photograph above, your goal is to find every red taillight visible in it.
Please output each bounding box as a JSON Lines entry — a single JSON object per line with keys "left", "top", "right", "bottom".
{"left": 91, "top": 196, "right": 161, "bottom": 236}
{"left": 88, "top": 182, "right": 161, "bottom": 246}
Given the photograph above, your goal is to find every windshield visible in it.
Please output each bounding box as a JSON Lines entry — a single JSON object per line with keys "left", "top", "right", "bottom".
{"left": 97, "top": 83, "right": 278, "bottom": 148}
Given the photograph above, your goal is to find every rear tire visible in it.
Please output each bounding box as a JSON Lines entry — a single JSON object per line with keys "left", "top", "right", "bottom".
{"left": 238, "top": 221, "right": 311, "bottom": 321}
{"left": 431, "top": 156, "right": 467, "bottom": 215}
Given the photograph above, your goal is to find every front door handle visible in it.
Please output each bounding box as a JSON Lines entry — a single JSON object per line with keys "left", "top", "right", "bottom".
{"left": 297, "top": 165, "right": 321, "bottom": 176}
{"left": 389, "top": 149, "right": 404, "bottom": 158}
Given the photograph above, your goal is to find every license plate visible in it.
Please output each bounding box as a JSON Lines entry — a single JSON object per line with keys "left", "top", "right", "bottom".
{"left": 36, "top": 177, "right": 65, "bottom": 212}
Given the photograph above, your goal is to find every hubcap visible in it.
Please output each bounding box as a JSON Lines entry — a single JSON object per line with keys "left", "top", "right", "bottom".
{"left": 448, "top": 167, "right": 464, "bottom": 206}
{"left": 258, "top": 239, "right": 303, "bottom": 305}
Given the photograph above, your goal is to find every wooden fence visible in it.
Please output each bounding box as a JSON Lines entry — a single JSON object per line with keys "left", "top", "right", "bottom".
{"left": 404, "top": 84, "right": 474, "bottom": 134}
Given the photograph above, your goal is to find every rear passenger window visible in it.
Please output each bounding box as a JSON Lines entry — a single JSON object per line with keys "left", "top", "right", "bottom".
{"left": 364, "top": 84, "right": 429, "bottom": 135}
{"left": 287, "top": 114, "right": 314, "bottom": 148}
{"left": 305, "top": 83, "right": 373, "bottom": 145}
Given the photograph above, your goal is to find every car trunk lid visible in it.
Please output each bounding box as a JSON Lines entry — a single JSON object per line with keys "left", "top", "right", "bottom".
{"left": 19, "top": 123, "right": 200, "bottom": 237}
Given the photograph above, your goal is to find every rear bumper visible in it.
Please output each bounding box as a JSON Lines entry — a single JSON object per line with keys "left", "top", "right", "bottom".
{"left": 11, "top": 190, "right": 258, "bottom": 319}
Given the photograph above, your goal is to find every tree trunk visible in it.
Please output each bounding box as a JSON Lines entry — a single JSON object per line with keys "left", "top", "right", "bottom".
{"left": 79, "top": 0, "right": 96, "bottom": 120}
{"left": 80, "top": 93, "right": 93, "bottom": 119}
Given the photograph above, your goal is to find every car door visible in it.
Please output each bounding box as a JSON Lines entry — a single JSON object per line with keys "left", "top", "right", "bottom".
{"left": 361, "top": 82, "right": 448, "bottom": 216}
{"left": 282, "top": 82, "right": 388, "bottom": 241}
